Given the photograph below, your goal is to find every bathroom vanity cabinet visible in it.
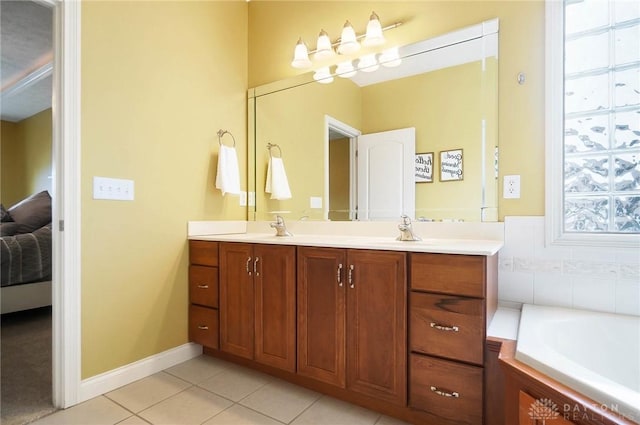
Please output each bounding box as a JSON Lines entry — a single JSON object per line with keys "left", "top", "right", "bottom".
{"left": 297, "top": 246, "right": 407, "bottom": 405}
{"left": 408, "top": 253, "right": 496, "bottom": 425}
{"left": 188, "top": 237, "right": 499, "bottom": 425}
{"left": 218, "top": 242, "right": 296, "bottom": 372}
{"left": 188, "top": 241, "right": 220, "bottom": 349}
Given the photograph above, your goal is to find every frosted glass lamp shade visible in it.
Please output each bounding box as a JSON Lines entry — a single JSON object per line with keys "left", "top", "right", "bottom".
{"left": 336, "top": 60, "right": 357, "bottom": 78}
{"left": 380, "top": 47, "right": 401, "bottom": 67}
{"left": 314, "top": 30, "right": 335, "bottom": 60}
{"left": 358, "top": 53, "right": 379, "bottom": 72}
{"left": 337, "top": 21, "right": 360, "bottom": 55}
{"left": 313, "top": 67, "right": 334, "bottom": 84}
{"left": 291, "top": 38, "right": 312, "bottom": 69}
{"left": 363, "top": 12, "right": 385, "bottom": 47}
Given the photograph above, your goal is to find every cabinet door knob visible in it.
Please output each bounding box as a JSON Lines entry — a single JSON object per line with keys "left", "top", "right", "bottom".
{"left": 337, "top": 263, "right": 343, "bottom": 286}
{"left": 246, "top": 257, "right": 252, "bottom": 276}
{"left": 430, "top": 386, "right": 459, "bottom": 398}
{"left": 197, "top": 284, "right": 209, "bottom": 289}
{"left": 348, "top": 265, "right": 355, "bottom": 288}
{"left": 197, "top": 325, "right": 209, "bottom": 330}
{"left": 254, "top": 257, "right": 260, "bottom": 276}
{"left": 430, "top": 322, "right": 459, "bottom": 332}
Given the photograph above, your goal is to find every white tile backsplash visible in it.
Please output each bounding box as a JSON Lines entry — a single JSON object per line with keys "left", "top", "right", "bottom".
{"left": 499, "top": 216, "right": 640, "bottom": 316}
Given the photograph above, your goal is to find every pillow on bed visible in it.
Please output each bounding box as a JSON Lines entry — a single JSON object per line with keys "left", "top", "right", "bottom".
{"left": 0, "top": 204, "right": 13, "bottom": 222}
{"left": 7, "top": 191, "right": 52, "bottom": 233}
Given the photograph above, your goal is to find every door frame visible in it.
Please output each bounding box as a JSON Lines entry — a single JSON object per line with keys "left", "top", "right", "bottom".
{"left": 45, "top": 0, "right": 82, "bottom": 408}
{"left": 324, "top": 116, "right": 361, "bottom": 221}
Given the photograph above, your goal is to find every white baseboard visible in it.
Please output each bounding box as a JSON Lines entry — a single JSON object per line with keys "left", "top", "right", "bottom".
{"left": 78, "top": 343, "right": 202, "bottom": 403}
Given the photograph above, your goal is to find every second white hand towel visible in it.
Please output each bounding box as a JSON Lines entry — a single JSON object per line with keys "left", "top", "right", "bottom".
{"left": 215, "top": 145, "right": 241, "bottom": 196}
{"left": 265, "top": 157, "right": 292, "bottom": 200}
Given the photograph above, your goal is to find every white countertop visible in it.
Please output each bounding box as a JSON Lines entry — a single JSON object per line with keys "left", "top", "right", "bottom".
{"left": 188, "top": 232, "right": 502, "bottom": 256}
{"left": 187, "top": 220, "right": 503, "bottom": 256}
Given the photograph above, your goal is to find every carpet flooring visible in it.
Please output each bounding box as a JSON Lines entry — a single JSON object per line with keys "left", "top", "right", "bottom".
{"left": 1, "top": 306, "right": 57, "bottom": 425}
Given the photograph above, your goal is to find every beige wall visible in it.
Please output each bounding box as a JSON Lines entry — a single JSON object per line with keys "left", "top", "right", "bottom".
{"left": 248, "top": 1, "right": 546, "bottom": 220}
{"left": 0, "top": 109, "right": 52, "bottom": 207}
{"left": 81, "top": 1, "right": 247, "bottom": 378}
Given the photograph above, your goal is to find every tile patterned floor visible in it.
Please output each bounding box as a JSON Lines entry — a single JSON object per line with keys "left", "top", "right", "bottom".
{"left": 31, "top": 355, "right": 411, "bottom": 425}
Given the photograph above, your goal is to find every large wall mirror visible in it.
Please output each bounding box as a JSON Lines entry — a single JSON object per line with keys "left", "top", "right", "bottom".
{"left": 248, "top": 19, "right": 499, "bottom": 222}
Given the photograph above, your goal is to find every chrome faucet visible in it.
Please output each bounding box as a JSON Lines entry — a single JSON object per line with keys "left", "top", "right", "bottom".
{"left": 270, "top": 215, "right": 293, "bottom": 237}
{"left": 396, "top": 215, "right": 422, "bottom": 241}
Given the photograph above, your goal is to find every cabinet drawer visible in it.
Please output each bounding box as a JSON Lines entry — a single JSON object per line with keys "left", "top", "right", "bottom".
{"left": 189, "top": 240, "right": 219, "bottom": 267}
{"left": 189, "top": 305, "right": 219, "bottom": 349}
{"left": 410, "top": 293, "right": 484, "bottom": 365}
{"left": 410, "top": 353, "right": 483, "bottom": 425}
{"left": 189, "top": 265, "right": 218, "bottom": 308}
{"left": 410, "top": 253, "right": 485, "bottom": 298}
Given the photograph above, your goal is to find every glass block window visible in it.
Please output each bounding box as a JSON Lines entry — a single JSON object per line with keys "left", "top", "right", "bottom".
{"left": 563, "top": 0, "right": 640, "bottom": 234}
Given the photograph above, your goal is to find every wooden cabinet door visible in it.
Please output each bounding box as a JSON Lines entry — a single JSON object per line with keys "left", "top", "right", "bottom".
{"left": 297, "top": 247, "right": 347, "bottom": 387}
{"left": 346, "top": 249, "right": 407, "bottom": 405}
{"left": 219, "top": 242, "right": 254, "bottom": 359}
{"left": 254, "top": 244, "right": 296, "bottom": 372}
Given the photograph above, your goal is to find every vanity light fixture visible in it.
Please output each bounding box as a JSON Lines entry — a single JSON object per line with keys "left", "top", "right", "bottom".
{"left": 290, "top": 11, "right": 402, "bottom": 71}
{"left": 291, "top": 38, "right": 312, "bottom": 69}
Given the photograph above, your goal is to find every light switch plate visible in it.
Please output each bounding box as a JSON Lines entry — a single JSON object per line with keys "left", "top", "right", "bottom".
{"left": 310, "top": 196, "right": 322, "bottom": 209}
{"left": 93, "top": 176, "right": 134, "bottom": 201}
{"left": 239, "top": 191, "right": 247, "bottom": 206}
{"left": 503, "top": 175, "right": 520, "bottom": 199}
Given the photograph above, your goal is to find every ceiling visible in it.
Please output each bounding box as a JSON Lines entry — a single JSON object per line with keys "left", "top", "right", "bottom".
{"left": 0, "top": 0, "right": 53, "bottom": 123}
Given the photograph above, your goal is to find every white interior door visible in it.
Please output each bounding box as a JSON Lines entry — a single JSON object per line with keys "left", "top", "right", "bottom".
{"left": 356, "top": 127, "right": 415, "bottom": 221}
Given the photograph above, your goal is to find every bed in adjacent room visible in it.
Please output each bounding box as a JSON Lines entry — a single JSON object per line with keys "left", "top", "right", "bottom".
{"left": 1, "top": 191, "right": 53, "bottom": 314}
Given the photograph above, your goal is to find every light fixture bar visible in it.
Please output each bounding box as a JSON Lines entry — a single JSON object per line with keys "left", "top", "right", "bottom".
{"left": 307, "top": 21, "right": 403, "bottom": 56}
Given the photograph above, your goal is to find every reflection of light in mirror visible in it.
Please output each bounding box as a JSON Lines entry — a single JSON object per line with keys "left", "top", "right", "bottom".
{"left": 358, "top": 53, "right": 379, "bottom": 72}
{"left": 313, "top": 67, "right": 333, "bottom": 84}
{"left": 336, "top": 61, "right": 357, "bottom": 78}
{"left": 379, "top": 47, "right": 401, "bottom": 67}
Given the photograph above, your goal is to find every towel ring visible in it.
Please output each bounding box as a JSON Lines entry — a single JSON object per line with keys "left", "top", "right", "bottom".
{"left": 217, "top": 129, "right": 236, "bottom": 147}
{"left": 267, "top": 142, "right": 282, "bottom": 158}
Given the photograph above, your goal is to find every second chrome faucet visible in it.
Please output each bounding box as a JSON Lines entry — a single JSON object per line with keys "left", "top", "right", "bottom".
{"left": 397, "top": 215, "right": 422, "bottom": 241}
{"left": 270, "top": 215, "right": 293, "bottom": 237}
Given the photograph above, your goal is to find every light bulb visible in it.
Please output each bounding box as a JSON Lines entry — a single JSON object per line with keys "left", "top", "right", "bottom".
{"left": 335, "top": 60, "right": 357, "bottom": 78}
{"left": 363, "top": 12, "right": 385, "bottom": 47}
{"left": 291, "top": 38, "right": 311, "bottom": 69}
{"left": 358, "top": 53, "right": 379, "bottom": 72}
{"left": 314, "top": 30, "right": 334, "bottom": 60}
{"left": 313, "top": 67, "right": 334, "bottom": 84}
{"left": 337, "top": 21, "right": 360, "bottom": 55}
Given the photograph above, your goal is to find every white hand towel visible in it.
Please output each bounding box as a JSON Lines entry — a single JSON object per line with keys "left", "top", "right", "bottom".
{"left": 265, "top": 157, "right": 292, "bottom": 200}
{"left": 215, "top": 145, "right": 241, "bottom": 196}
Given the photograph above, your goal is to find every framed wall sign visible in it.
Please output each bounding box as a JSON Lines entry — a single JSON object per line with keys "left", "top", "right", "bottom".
{"left": 440, "top": 149, "right": 464, "bottom": 181}
{"left": 415, "top": 152, "right": 433, "bottom": 183}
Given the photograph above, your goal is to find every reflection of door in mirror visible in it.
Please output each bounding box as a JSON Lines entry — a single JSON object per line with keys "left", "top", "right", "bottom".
{"left": 327, "top": 121, "right": 415, "bottom": 222}
{"left": 356, "top": 128, "right": 415, "bottom": 221}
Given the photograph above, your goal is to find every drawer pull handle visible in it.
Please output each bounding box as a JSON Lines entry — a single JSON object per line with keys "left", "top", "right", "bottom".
{"left": 254, "top": 257, "right": 260, "bottom": 276}
{"left": 246, "top": 257, "right": 252, "bottom": 276}
{"left": 197, "top": 325, "right": 209, "bottom": 330}
{"left": 197, "top": 284, "right": 209, "bottom": 289}
{"left": 348, "top": 265, "right": 355, "bottom": 288}
{"left": 430, "top": 386, "right": 459, "bottom": 398}
{"left": 337, "top": 263, "right": 343, "bottom": 286}
{"left": 430, "top": 322, "right": 459, "bottom": 332}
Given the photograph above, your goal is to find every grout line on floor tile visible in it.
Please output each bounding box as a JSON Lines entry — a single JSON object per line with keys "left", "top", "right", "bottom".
{"left": 235, "top": 402, "right": 289, "bottom": 424}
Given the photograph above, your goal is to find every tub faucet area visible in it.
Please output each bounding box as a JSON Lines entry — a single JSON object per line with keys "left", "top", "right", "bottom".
{"left": 397, "top": 215, "right": 422, "bottom": 241}
{"left": 270, "top": 215, "right": 293, "bottom": 237}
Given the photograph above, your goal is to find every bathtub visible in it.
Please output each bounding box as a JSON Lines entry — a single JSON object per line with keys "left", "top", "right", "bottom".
{"left": 516, "top": 304, "right": 640, "bottom": 422}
